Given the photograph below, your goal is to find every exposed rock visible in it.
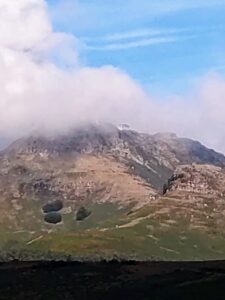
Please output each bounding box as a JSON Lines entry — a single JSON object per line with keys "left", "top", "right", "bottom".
{"left": 164, "top": 164, "right": 225, "bottom": 197}
{"left": 0, "top": 123, "right": 225, "bottom": 232}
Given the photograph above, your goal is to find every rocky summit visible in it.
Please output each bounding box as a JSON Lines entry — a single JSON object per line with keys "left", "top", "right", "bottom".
{"left": 0, "top": 123, "right": 225, "bottom": 261}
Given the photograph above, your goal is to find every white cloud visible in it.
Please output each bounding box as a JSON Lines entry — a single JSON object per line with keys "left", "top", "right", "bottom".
{"left": 0, "top": 0, "right": 50, "bottom": 51}
{"left": 84, "top": 29, "right": 163, "bottom": 42}
{"left": 83, "top": 25, "right": 223, "bottom": 51}
{"left": 0, "top": 0, "right": 149, "bottom": 137}
{"left": 0, "top": 0, "right": 79, "bottom": 66}
{"left": 83, "top": 26, "right": 220, "bottom": 44}
{"left": 87, "top": 36, "right": 182, "bottom": 51}
{"left": 1, "top": 0, "right": 225, "bottom": 155}
{"left": 84, "top": 27, "right": 194, "bottom": 51}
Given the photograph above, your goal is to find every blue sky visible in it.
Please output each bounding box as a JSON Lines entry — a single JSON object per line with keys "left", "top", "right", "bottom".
{"left": 47, "top": 0, "right": 225, "bottom": 97}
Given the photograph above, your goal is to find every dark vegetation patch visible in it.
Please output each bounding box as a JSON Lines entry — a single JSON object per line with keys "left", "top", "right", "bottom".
{"left": 42, "top": 200, "right": 63, "bottom": 213}
{"left": 44, "top": 212, "right": 62, "bottom": 224}
{"left": 76, "top": 207, "right": 92, "bottom": 221}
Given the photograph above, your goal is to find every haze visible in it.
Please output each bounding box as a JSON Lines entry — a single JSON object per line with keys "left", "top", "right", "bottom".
{"left": 1, "top": 0, "right": 225, "bottom": 153}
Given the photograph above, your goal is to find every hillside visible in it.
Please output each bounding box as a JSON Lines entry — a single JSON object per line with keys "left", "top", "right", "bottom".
{"left": 0, "top": 124, "right": 225, "bottom": 261}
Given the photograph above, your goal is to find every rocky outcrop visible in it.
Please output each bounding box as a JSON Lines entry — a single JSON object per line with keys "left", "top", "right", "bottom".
{"left": 164, "top": 164, "right": 225, "bottom": 197}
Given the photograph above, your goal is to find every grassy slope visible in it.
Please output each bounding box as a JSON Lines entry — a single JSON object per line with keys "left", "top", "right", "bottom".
{"left": 1, "top": 200, "right": 225, "bottom": 261}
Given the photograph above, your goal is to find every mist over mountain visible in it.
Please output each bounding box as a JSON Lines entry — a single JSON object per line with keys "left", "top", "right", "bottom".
{"left": 1, "top": 1, "right": 225, "bottom": 154}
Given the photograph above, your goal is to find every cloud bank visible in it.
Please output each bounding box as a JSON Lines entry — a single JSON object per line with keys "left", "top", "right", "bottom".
{"left": 1, "top": 0, "right": 225, "bottom": 153}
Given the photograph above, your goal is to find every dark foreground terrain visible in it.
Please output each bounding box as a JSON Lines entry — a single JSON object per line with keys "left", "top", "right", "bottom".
{"left": 0, "top": 261, "right": 225, "bottom": 300}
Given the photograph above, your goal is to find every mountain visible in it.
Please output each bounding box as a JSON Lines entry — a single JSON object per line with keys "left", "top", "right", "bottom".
{"left": 0, "top": 123, "right": 225, "bottom": 261}
{"left": 4, "top": 123, "right": 225, "bottom": 189}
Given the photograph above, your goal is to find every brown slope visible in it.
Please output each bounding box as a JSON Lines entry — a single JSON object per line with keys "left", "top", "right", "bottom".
{"left": 0, "top": 152, "right": 157, "bottom": 229}
{"left": 152, "top": 163, "right": 225, "bottom": 233}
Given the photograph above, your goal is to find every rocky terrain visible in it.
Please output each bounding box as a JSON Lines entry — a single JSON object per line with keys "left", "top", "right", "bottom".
{"left": 0, "top": 123, "right": 225, "bottom": 260}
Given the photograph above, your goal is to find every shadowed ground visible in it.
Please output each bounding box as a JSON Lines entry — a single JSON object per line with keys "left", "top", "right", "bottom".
{"left": 0, "top": 260, "right": 225, "bottom": 299}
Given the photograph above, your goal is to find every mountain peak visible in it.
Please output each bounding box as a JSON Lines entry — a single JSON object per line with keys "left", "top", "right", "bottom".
{"left": 2, "top": 124, "right": 225, "bottom": 187}
{"left": 1, "top": 125, "right": 225, "bottom": 260}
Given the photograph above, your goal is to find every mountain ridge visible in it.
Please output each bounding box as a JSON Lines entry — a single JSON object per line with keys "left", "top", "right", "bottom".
{"left": 0, "top": 123, "right": 225, "bottom": 261}
{"left": 2, "top": 123, "right": 225, "bottom": 190}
